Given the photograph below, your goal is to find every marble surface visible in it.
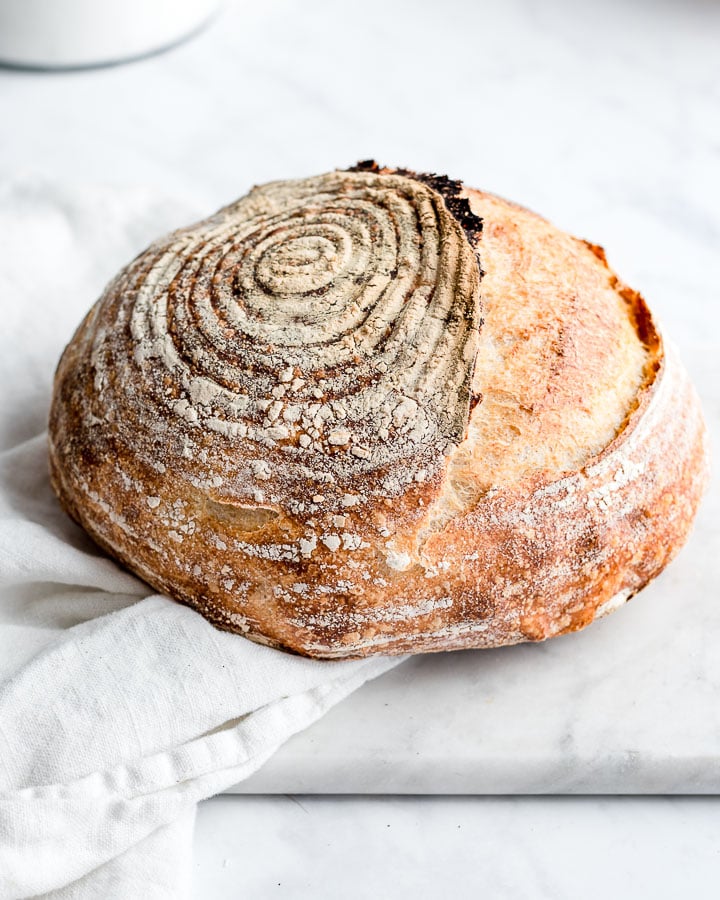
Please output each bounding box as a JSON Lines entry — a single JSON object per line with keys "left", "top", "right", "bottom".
{"left": 1, "top": 0, "right": 719, "bottom": 803}
{"left": 194, "top": 795, "right": 720, "bottom": 898}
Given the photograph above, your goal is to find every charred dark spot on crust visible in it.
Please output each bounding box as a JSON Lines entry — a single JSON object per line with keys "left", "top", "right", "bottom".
{"left": 618, "top": 285, "right": 661, "bottom": 356}
{"left": 354, "top": 159, "right": 380, "bottom": 172}
{"left": 581, "top": 240, "right": 608, "bottom": 265}
{"left": 583, "top": 239, "right": 661, "bottom": 367}
{"left": 399, "top": 170, "right": 484, "bottom": 250}
{"left": 348, "top": 159, "right": 484, "bottom": 251}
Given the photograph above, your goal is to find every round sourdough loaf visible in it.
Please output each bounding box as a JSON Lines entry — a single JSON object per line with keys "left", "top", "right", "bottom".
{"left": 48, "top": 164, "right": 709, "bottom": 658}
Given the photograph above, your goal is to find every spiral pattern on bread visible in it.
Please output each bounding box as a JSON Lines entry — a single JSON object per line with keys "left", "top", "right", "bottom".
{"left": 84, "top": 169, "right": 484, "bottom": 518}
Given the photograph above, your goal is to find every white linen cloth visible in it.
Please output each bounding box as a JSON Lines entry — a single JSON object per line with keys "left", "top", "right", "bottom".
{"left": 0, "top": 178, "right": 404, "bottom": 899}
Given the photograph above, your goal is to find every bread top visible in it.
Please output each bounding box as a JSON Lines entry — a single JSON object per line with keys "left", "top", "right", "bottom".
{"left": 49, "top": 165, "right": 675, "bottom": 656}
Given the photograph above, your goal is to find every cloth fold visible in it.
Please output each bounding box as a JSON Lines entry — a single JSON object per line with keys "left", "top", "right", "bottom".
{"left": 0, "top": 179, "right": 404, "bottom": 899}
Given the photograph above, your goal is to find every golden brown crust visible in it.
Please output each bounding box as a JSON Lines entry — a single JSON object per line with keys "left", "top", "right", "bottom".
{"left": 48, "top": 170, "right": 709, "bottom": 658}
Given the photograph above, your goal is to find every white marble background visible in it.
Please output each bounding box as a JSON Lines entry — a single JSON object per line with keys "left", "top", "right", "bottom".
{"left": 1, "top": 0, "right": 719, "bottom": 895}
{"left": 195, "top": 795, "right": 720, "bottom": 898}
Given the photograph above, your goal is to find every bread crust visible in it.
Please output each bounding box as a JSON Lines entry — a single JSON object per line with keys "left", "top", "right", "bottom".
{"left": 48, "top": 172, "right": 709, "bottom": 658}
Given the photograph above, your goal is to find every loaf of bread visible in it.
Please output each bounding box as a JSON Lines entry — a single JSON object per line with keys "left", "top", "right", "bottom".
{"left": 48, "top": 163, "right": 709, "bottom": 658}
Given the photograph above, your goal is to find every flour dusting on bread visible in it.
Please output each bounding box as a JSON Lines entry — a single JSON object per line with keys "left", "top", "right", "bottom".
{"left": 48, "top": 166, "right": 709, "bottom": 658}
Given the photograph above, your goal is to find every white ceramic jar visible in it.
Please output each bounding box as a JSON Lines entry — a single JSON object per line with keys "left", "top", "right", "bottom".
{"left": 0, "top": 0, "right": 221, "bottom": 68}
